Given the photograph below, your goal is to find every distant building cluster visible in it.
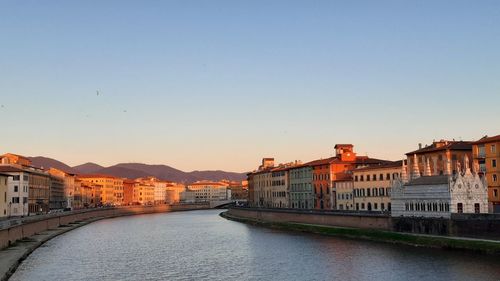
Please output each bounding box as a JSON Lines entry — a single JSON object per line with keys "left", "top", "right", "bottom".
{"left": 247, "top": 134, "right": 500, "bottom": 216}
{"left": 0, "top": 153, "right": 247, "bottom": 218}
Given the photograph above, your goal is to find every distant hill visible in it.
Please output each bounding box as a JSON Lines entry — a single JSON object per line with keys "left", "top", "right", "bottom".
{"left": 73, "top": 162, "right": 104, "bottom": 174}
{"left": 94, "top": 163, "right": 246, "bottom": 183}
{"left": 27, "top": 156, "right": 247, "bottom": 183}
{"left": 28, "top": 156, "right": 78, "bottom": 174}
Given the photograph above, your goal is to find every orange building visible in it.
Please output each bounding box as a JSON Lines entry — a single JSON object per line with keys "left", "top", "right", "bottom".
{"left": 0, "top": 153, "right": 32, "bottom": 166}
{"left": 405, "top": 140, "right": 473, "bottom": 177}
{"left": 472, "top": 135, "right": 500, "bottom": 213}
{"left": 306, "top": 144, "right": 390, "bottom": 210}
{"left": 123, "top": 179, "right": 138, "bottom": 205}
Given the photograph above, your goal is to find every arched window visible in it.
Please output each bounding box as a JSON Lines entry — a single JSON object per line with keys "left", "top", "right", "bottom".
{"left": 373, "top": 188, "right": 378, "bottom": 197}
{"left": 367, "top": 188, "right": 371, "bottom": 197}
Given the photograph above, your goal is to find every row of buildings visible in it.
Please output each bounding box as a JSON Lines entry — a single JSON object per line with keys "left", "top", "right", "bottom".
{"left": 0, "top": 153, "right": 247, "bottom": 218}
{"left": 247, "top": 134, "right": 500, "bottom": 217}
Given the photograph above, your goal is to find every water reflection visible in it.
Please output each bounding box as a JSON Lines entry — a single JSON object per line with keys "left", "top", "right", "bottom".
{"left": 10, "top": 210, "right": 500, "bottom": 281}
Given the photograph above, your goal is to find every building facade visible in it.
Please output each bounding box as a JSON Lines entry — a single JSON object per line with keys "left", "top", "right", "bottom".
{"left": 166, "top": 183, "right": 185, "bottom": 204}
{"left": 352, "top": 161, "right": 402, "bottom": 212}
{"left": 78, "top": 175, "right": 123, "bottom": 206}
{"left": 406, "top": 140, "right": 473, "bottom": 177}
{"left": 335, "top": 178, "right": 353, "bottom": 211}
{"left": 48, "top": 168, "right": 75, "bottom": 209}
{"left": 307, "top": 144, "right": 390, "bottom": 210}
{"left": 0, "top": 166, "right": 30, "bottom": 217}
{"left": 49, "top": 175, "right": 65, "bottom": 210}
{"left": 0, "top": 173, "right": 9, "bottom": 217}
{"left": 187, "top": 181, "right": 231, "bottom": 203}
{"left": 472, "top": 135, "right": 500, "bottom": 213}
{"left": 289, "top": 165, "right": 313, "bottom": 209}
{"left": 392, "top": 155, "right": 488, "bottom": 218}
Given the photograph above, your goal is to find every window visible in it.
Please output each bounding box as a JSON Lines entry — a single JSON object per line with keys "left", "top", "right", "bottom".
{"left": 386, "top": 173, "right": 390, "bottom": 180}
{"left": 14, "top": 186, "right": 18, "bottom": 192}
{"left": 493, "top": 174, "right": 498, "bottom": 182}
{"left": 366, "top": 175, "right": 370, "bottom": 181}
{"left": 367, "top": 188, "right": 371, "bottom": 197}
{"left": 12, "top": 175, "right": 20, "bottom": 181}
{"left": 381, "top": 203, "right": 385, "bottom": 210}
{"left": 493, "top": 159, "right": 497, "bottom": 168}
{"left": 360, "top": 175, "right": 364, "bottom": 181}
{"left": 374, "top": 203, "right": 378, "bottom": 210}
{"left": 372, "top": 174, "right": 376, "bottom": 181}
{"left": 474, "top": 203, "right": 480, "bottom": 214}
{"left": 379, "top": 174, "right": 383, "bottom": 180}
{"left": 492, "top": 144, "right": 496, "bottom": 153}
{"left": 361, "top": 203, "right": 365, "bottom": 209}
{"left": 12, "top": 197, "right": 19, "bottom": 203}
{"left": 354, "top": 175, "right": 358, "bottom": 182}
{"left": 457, "top": 203, "right": 463, "bottom": 213}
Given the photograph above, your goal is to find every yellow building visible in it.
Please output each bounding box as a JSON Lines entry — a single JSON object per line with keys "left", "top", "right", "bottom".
{"left": 165, "top": 183, "right": 186, "bottom": 204}
{"left": 133, "top": 182, "right": 155, "bottom": 205}
{"left": 473, "top": 135, "right": 500, "bottom": 213}
{"left": 0, "top": 173, "right": 8, "bottom": 217}
{"left": 352, "top": 161, "right": 402, "bottom": 212}
{"left": 78, "top": 175, "right": 123, "bottom": 206}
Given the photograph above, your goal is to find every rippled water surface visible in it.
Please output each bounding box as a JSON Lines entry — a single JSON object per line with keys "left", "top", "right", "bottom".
{"left": 10, "top": 210, "right": 500, "bottom": 281}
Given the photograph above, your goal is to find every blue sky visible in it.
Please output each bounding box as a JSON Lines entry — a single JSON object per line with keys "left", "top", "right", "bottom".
{"left": 1, "top": 1, "right": 499, "bottom": 172}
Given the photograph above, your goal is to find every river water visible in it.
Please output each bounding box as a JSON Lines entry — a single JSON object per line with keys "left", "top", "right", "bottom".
{"left": 10, "top": 210, "right": 500, "bottom": 281}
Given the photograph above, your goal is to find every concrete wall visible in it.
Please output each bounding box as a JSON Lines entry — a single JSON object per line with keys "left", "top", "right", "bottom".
{"left": 0, "top": 204, "right": 209, "bottom": 250}
{"left": 229, "top": 207, "right": 500, "bottom": 241}
{"left": 227, "top": 208, "right": 392, "bottom": 230}
{"left": 391, "top": 214, "right": 500, "bottom": 240}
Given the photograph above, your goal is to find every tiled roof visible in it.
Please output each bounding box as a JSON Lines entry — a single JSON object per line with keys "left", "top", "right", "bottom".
{"left": 77, "top": 174, "right": 117, "bottom": 179}
{"left": 406, "top": 141, "right": 472, "bottom": 155}
{"left": 472, "top": 135, "right": 500, "bottom": 145}
{"left": 406, "top": 175, "right": 450, "bottom": 186}
{"left": 333, "top": 173, "right": 352, "bottom": 181}
{"left": 0, "top": 166, "right": 25, "bottom": 173}
{"left": 353, "top": 160, "right": 403, "bottom": 172}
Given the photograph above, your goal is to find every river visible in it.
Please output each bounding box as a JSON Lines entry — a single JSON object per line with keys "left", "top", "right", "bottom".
{"left": 9, "top": 210, "right": 500, "bottom": 281}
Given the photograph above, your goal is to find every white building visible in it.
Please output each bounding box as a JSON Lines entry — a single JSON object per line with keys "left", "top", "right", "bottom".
{"left": 0, "top": 166, "right": 29, "bottom": 217}
{"left": 187, "top": 181, "right": 230, "bottom": 203}
{"left": 392, "top": 155, "right": 488, "bottom": 218}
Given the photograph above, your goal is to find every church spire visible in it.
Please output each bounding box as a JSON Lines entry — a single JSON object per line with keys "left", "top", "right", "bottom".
{"left": 464, "top": 154, "right": 472, "bottom": 175}
{"left": 424, "top": 157, "right": 432, "bottom": 176}
{"left": 411, "top": 154, "right": 420, "bottom": 180}
{"left": 402, "top": 159, "right": 408, "bottom": 183}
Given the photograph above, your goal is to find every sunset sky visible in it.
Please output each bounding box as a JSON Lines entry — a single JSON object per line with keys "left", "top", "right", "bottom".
{"left": 1, "top": 1, "right": 499, "bottom": 172}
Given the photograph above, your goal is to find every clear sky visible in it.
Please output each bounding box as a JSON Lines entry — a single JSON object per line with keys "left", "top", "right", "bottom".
{"left": 1, "top": 1, "right": 499, "bottom": 172}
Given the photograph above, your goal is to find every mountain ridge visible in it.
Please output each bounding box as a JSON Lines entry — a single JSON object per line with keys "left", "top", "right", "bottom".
{"left": 28, "top": 157, "right": 246, "bottom": 183}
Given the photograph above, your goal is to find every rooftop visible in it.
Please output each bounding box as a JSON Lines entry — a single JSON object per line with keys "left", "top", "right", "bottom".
{"left": 406, "top": 141, "right": 472, "bottom": 155}
{"left": 353, "top": 160, "right": 403, "bottom": 172}
{"left": 406, "top": 175, "right": 450, "bottom": 186}
{"left": 472, "top": 134, "right": 500, "bottom": 145}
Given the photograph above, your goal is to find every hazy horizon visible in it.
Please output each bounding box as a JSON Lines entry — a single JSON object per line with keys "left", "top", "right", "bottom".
{"left": 1, "top": 1, "right": 499, "bottom": 172}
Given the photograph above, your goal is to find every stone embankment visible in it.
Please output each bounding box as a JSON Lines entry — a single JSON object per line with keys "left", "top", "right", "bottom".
{"left": 223, "top": 207, "right": 500, "bottom": 255}
{"left": 0, "top": 204, "right": 209, "bottom": 281}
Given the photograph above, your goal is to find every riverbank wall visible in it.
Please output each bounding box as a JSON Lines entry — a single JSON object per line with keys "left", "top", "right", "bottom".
{"left": 227, "top": 207, "right": 500, "bottom": 241}
{"left": 0, "top": 204, "right": 209, "bottom": 250}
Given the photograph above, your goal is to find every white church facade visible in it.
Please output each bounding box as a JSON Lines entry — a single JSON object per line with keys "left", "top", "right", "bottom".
{"left": 391, "top": 154, "right": 488, "bottom": 218}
